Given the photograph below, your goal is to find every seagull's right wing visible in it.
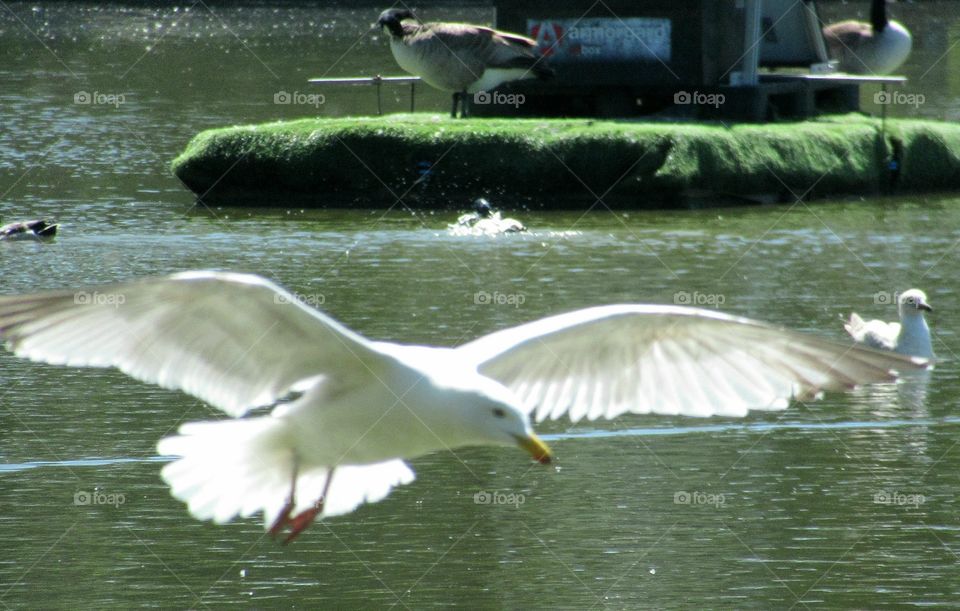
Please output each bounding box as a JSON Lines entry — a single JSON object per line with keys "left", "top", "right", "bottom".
{"left": 0, "top": 271, "right": 387, "bottom": 417}
{"left": 458, "top": 305, "right": 927, "bottom": 423}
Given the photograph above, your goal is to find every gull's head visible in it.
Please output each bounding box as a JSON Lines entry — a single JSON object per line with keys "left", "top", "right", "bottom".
{"left": 898, "top": 289, "right": 932, "bottom": 318}
{"left": 443, "top": 378, "right": 552, "bottom": 464}
{"left": 376, "top": 8, "right": 415, "bottom": 35}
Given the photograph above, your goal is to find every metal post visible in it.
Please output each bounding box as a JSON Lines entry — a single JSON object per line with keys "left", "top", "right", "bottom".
{"left": 375, "top": 75, "right": 383, "bottom": 116}
{"left": 741, "top": 0, "right": 761, "bottom": 86}
{"left": 880, "top": 82, "right": 888, "bottom": 138}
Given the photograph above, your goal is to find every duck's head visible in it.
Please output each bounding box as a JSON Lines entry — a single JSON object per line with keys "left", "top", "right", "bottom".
{"left": 473, "top": 198, "right": 494, "bottom": 218}
{"left": 377, "top": 8, "right": 416, "bottom": 37}
{"left": 898, "top": 289, "right": 932, "bottom": 318}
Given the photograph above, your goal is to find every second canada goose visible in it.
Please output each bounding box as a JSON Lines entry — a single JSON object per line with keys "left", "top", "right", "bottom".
{"left": 376, "top": 8, "right": 551, "bottom": 118}
{"left": 822, "top": 0, "right": 912, "bottom": 74}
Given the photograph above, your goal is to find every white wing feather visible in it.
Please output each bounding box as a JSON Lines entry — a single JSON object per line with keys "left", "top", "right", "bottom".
{"left": 0, "top": 271, "right": 384, "bottom": 417}
{"left": 458, "top": 305, "right": 926, "bottom": 422}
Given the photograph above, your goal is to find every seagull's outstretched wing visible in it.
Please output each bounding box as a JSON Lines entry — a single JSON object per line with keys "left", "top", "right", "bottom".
{"left": 458, "top": 305, "right": 927, "bottom": 422}
{"left": 0, "top": 271, "right": 383, "bottom": 416}
{"left": 845, "top": 313, "right": 900, "bottom": 351}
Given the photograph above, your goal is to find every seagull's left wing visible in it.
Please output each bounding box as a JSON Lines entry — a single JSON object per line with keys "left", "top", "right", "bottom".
{"left": 457, "top": 305, "right": 927, "bottom": 422}
{"left": 0, "top": 271, "right": 386, "bottom": 417}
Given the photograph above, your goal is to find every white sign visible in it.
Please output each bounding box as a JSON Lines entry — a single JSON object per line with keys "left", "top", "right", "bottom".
{"left": 528, "top": 17, "right": 671, "bottom": 61}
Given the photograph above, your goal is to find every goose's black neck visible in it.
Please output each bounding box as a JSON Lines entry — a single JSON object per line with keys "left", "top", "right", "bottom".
{"left": 871, "top": 0, "right": 889, "bottom": 33}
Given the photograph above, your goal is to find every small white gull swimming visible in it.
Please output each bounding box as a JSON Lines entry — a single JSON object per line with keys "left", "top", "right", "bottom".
{"left": 0, "top": 272, "right": 926, "bottom": 542}
{"left": 845, "top": 289, "right": 934, "bottom": 359}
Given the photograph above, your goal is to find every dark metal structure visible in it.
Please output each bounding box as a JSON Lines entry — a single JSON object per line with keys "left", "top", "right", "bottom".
{"left": 467, "top": 0, "right": 904, "bottom": 120}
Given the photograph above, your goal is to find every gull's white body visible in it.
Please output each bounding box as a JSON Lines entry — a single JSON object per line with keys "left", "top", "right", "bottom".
{"left": 0, "top": 272, "right": 926, "bottom": 532}
{"left": 845, "top": 289, "right": 934, "bottom": 359}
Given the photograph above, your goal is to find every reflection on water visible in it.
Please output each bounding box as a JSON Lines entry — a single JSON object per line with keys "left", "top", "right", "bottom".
{"left": 1, "top": 2, "right": 960, "bottom": 609}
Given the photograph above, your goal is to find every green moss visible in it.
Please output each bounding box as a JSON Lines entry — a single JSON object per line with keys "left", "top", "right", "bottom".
{"left": 171, "top": 114, "right": 960, "bottom": 207}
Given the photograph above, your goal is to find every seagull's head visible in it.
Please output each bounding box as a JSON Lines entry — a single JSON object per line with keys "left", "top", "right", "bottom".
{"left": 444, "top": 378, "right": 552, "bottom": 464}
{"left": 899, "top": 289, "right": 932, "bottom": 318}
{"left": 376, "top": 9, "right": 416, "bottom": 37}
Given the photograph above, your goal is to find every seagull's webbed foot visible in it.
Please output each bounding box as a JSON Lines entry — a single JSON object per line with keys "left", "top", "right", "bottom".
{"left": 281, "top": 499, "right": 325, "bottom": 545}
{"left": 268, "top": 497, "right": 296, "bottom": 538}
{"left": 268, "top": 462, "right": 335, "bottom": 545}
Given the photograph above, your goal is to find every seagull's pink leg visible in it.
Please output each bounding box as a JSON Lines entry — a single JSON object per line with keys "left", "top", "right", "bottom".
{"left": 281, "top": 468, "right": 335, "bottom": 545}
{"left": 269, "top": 457, "right": 299, "bottom": 539}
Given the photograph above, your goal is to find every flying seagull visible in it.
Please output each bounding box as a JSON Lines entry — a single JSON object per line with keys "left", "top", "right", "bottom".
{"left": 0, "top": 272, "right": 926, "bottom": 542}
{"left": 845, "top": 289, "right": 934, "bottom": 358}
{"left": 376, "top": 8, "right": 551, "bottom": 118}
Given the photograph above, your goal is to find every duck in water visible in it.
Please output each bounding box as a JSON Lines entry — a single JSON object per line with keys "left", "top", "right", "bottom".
{"left": 451, "top": 198, "right": 526, "bottom": 236}
{"left": 0, "top": 219, "right": 58, "bottom": 241}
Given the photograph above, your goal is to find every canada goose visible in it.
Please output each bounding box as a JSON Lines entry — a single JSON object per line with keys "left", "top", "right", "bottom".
{"left": 376, "top": 8, "right": 551, "bottom": 118}
{"left": 451, "top": 198, "right": 526, "bottom": 235}
{"left": 822, "top": 0, "right": 912, "bottom": 74}
{"left": 0, "top": 272, "right": 926, "bottom": 540}
{"left": 0, "top": 219, "right": 58, "bottom": 241}
{"left": 845, "top": 289, "right": 934, "bottom": 358}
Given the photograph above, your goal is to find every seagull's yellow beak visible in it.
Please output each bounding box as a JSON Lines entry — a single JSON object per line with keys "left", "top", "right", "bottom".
{"left": 516, "top": 433, "right": 553, "bottom": 464}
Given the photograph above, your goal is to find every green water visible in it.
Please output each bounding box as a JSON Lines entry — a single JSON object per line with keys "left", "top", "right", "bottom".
{"left": 2, "top": 3, "right": 960, "bottom": 609}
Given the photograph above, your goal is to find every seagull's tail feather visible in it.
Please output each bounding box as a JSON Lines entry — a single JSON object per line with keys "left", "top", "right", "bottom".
{"left": 157, "top": 417, "right": 416, "bottom": 528}
{"left": 158, "top": 417, "right": 295, "bottom": 525}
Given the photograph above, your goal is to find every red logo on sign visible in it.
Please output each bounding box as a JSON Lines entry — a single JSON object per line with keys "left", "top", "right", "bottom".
{"left": 529, "top": 21, "right": 567, "bottom": 57}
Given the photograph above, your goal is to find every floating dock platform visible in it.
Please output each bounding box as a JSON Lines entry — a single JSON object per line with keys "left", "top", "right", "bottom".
{"left": 172, "top": 114, "right": 960, "bottom": 208}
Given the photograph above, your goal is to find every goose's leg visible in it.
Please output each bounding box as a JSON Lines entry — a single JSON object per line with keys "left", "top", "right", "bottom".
{"left": 282, "top": 467, "right": 335, "bottom": 545}
{"left": 450, "top": 92, "right": 460, "bottom": 118}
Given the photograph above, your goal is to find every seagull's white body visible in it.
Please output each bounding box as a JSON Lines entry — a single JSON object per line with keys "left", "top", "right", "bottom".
{"left": 845, "top": 289, "right": 934, "bottom": 359}
{"left": 0, "top": 272, "right": 926, "bottom": 538}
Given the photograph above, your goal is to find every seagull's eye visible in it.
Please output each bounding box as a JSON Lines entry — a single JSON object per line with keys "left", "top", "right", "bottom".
{"left": 492, "top": 407, "right": 507, "bottom": 418}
